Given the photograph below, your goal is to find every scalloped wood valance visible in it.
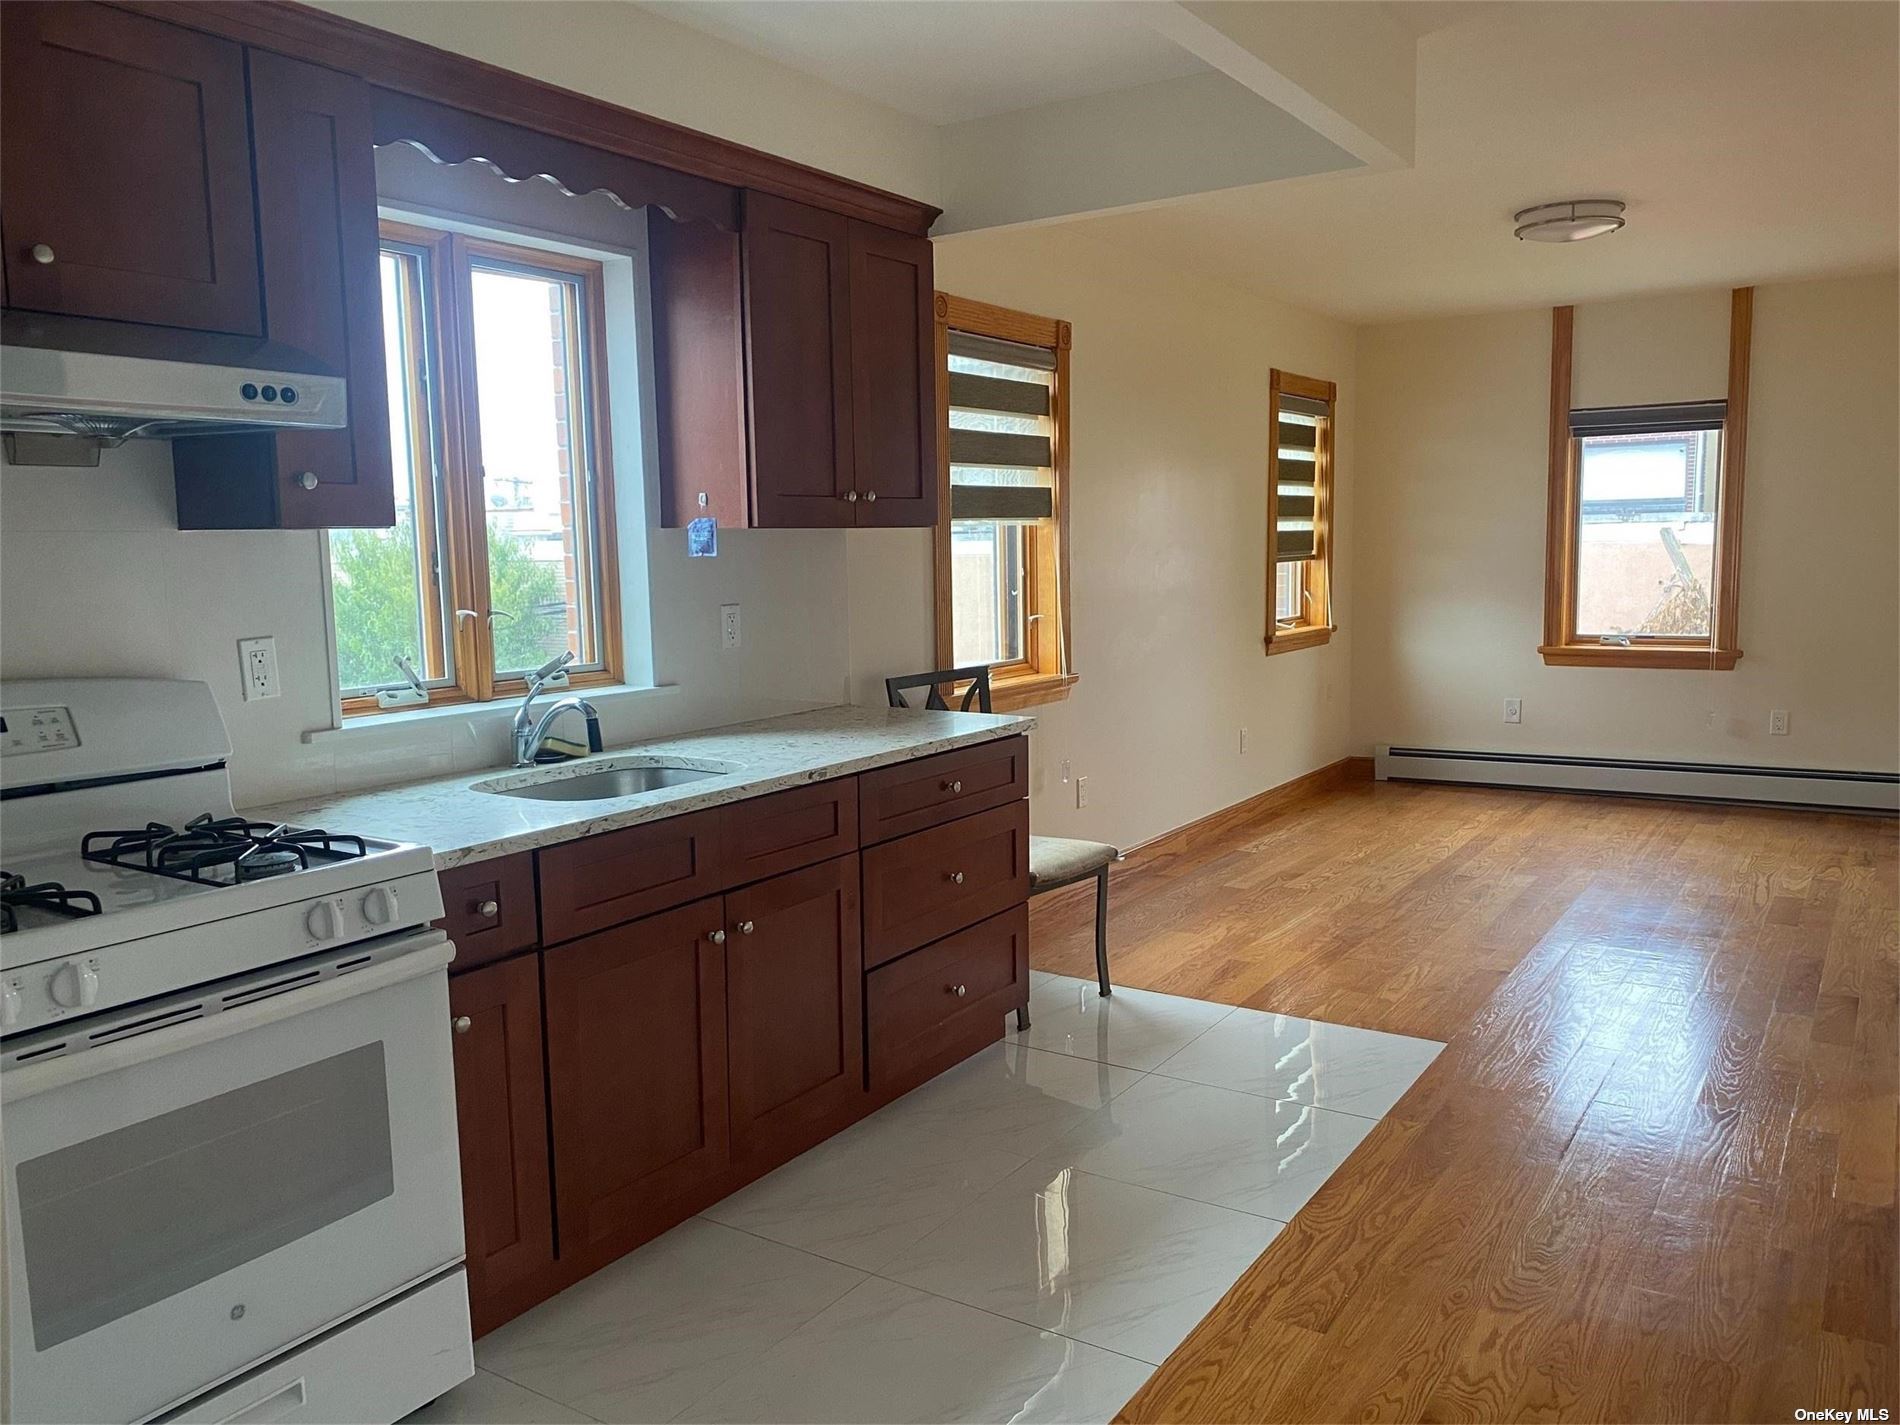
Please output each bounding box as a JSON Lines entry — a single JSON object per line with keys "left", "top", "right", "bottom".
{"left": 369, "top": 88, "right": 739, "bottom": 233}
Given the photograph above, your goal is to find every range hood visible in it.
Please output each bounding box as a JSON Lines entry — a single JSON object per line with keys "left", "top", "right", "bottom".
{"left": 0, "top": 310, "right": 347, "bottom": 447}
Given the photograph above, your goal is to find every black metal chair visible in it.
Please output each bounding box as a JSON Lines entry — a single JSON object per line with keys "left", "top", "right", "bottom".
{"left": 884, "top": 665, "right": 1117, "bottom": 1006}
{"left": 883, "top": 665, "right": 998, "bottom": 713}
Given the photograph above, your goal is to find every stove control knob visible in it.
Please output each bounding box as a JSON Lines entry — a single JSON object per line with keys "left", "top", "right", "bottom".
{"left": 48, "top": 960, "right": 99, "bottom": 1011}
{"left": 361, "top": 886, "right": 399, "bottom": 927}
{"left": 305, "top": 899, "right": 342, "bottom": 942}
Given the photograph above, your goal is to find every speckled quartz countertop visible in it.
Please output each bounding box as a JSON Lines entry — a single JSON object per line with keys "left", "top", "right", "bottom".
{"left": 248, "top": 705, "right": 1035, "bottom": 869}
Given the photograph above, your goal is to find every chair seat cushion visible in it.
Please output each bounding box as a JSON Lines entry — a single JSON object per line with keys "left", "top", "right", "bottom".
{"left": 1029, "top": 835, "right": 1118, "bottom": 889}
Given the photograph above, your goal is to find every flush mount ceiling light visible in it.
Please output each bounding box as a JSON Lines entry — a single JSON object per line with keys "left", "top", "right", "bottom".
{"left": 1513, "top": 198, "right": 1627, "bottom": 243}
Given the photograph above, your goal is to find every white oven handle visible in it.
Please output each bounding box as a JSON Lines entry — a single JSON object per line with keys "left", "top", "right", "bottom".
{"left": 2, "top": 931, "right": 452, "bottom": 1104}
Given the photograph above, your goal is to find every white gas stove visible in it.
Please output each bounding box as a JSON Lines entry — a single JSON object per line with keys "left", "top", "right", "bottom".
{"left": 0, "top": 678, "right": 472, "bottom": 1425}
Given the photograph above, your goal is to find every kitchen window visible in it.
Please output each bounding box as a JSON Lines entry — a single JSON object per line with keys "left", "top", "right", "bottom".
{"left": 1265, "top": 369, "right": 1336, "bottom": 655}
{"left": 329, "top": 220, "right": 621, "bottom": 712}
{"left": 933, "top": 294, "right": 1075, "bottom": 710}
{"left": 1540, "top": 292, "right": 1750, "bottom": 668}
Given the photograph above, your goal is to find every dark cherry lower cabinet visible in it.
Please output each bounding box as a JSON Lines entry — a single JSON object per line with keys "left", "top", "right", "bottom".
{"left": 448, "top": 954, "right": 556, "bottom": 1338}
{"left": 543, "top": 897, "right": 731, "bottom": 1272}
{"left": 446, "top": 751, "right": 1030, "bottom": 1336}
{"left": 725, "top": 856, "right": 863, "bottom": 1159}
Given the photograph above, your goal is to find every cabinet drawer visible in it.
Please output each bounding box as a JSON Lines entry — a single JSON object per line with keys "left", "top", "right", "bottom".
{"left": 539, "top": 808, "right": 725, "bottom": 944}
{"left": 440, "top": 854, "right": 538, "bottom": 971}
{"left": 720, "top": 778, "right": 858, "bottom": 886}
{"left": 866, "top": 906, "right": 1028, "bottom": 1092}
{"left": 859, "top": 736, "right": 1027, "bottom": 844}
{"left": 861, "top": 801, "right": 1029, "bottom": 968}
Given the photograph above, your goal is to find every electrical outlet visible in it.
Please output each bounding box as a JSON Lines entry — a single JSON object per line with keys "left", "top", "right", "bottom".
{"left": 1769, "top": 709, "right": 1790, "bottom": 736}
{"left": 1503, "top": 698, "right": 1522, "bottom": 725}
{"left": 1075, "top": 775, "right": 1090, "bottom": 809}
{"left": 238, "top": 637, "right": 279, "bottom": 702}
{"left": 1240, "top": 726, "right": 1250, "bottom": 754}
{"left": 719, "top": 604, "right": 741, "bottom": 651}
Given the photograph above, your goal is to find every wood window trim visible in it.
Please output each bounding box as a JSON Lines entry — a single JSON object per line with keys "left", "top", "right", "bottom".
{"left": 932, "top": 293, "right": 1076, "bottom": 710}
{"left": 1539, "top": 289, "right": 1750, "bottom": 671}
{"left": 341, "top": 220, "right": 623, "bottom": 716}
{"left": 1264, "top": 368, "right": 1337, "bottom": 656}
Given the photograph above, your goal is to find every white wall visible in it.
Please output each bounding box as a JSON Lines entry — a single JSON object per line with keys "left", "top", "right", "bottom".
{"left": 0, "top": 445, "right": 851, "bottom": 806}
{"left": 848, "top": 228, "right": 1359, "bottom": 852}
{"left": 1350, "top": 272, "right": 1900, "bottom": 772}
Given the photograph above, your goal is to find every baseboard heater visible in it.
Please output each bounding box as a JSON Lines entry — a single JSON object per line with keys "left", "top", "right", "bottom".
{"left": 1375, "top": 745, "right": 1899, "bottom": 813}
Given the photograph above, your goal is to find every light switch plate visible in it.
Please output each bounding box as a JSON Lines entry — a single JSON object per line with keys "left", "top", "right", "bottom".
{"left": 1075, "top": 775, "right": 1090, "bottom": 809}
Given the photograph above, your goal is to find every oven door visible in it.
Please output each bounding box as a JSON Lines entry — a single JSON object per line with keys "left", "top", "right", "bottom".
{"left": 2, "top": 929, "right": 464, "bottom": 1425}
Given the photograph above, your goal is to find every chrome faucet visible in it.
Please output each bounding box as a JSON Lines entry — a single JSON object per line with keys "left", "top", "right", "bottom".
{"left": 511, "top": 652, "right": 603, "bottom": 767}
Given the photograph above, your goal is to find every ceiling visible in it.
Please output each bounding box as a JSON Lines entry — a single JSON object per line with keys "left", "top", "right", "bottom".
{"left": 644, "top": 1, "right": 1208, "bottom": 125}
{"left": 646, "top": 1, "right": 1897, "bottom": 324}
{"left": 1065, "top": 1, "right": 1900, "bottom": 322}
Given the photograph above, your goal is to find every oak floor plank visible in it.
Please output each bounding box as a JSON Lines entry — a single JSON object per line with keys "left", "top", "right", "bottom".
{"left": 1044, "top": 779, "right": 1900, "bottom": 1424}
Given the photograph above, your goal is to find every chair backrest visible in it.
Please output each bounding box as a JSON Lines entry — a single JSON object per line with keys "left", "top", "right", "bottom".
{"left": 885, "top": 665, "right": 994, "bottom": 714}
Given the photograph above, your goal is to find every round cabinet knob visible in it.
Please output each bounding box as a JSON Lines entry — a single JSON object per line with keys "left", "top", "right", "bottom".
{"left": 843, "top": 490, "right": 859, "bottom": 503}
{"left": 863, "top": 490, "right": 877, "bottom": 503}
{"left": 452, "top": 1015, "right": 472, "bottom": 1035}
{"left": 942, "top": 780, "right": 963, "bottom": 794}
{"left": 295, "top": 471, "right": 320, "bottom": 491}
{"left": 737, "top": 920, "right": 755, "bottom": 935}
{"left": 29, "top": 243, "right": 54, "bottom": 265}
{"left": 948, "top": 870, "right": 966, "bottom": 885}
{"left": 305, "top": 900, "right": 341, "bottom": 942}
{"left": 947, "top": 983, "right": 968, "bottom": 998}
{"left": 476, "top": 899, "right": 500, "bottom": 919}
{"left": 48, "top": 960, "right": 99, "bottom": 1010}
{"left": 361, "top": 885, "right": 399, "bottom": 927}
{"left": 709, "top": 929, "right": 727, "bottom": 945}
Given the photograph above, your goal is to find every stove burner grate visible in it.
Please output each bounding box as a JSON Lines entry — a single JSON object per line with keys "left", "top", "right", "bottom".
{"left": 81, "top": 814, "right": 369, "bottom": 887}
{"left": 0, "top": 871, "right": 104, "bottom": 934}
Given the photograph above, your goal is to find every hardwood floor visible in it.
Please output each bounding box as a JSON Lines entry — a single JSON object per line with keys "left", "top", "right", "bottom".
{"left": 1029, "top": 775, "right": 1898, "bottom": 1423}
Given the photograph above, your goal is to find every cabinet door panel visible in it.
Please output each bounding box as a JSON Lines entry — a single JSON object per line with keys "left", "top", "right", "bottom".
{"left": 861, "top": 802, "right": 1030, "bottom": 968}
{"left": 173, "top": 50, "right": 393, "bottom": 530}
{"left": 849, "top": 222, "right": 936, "bottom": 527}
{"left": 439, "top": 854, "right": 539, "bottom": 972}
{"left": 651, "top": 217, "right": 749, "bottom": 529}
{"left": 449, "top": 955, "right": 556, "bottom": 1336}
{"left": 742, "top": 192, "right": 853, "bottom": 527}
{"left": 726, "top": 857, "right": 863, "bottom": 1158}
{"left": 0, "top": 3, "right": 260, "bottom": 334}
{"left": 544, "top": 898, "right": 729, "bottom": 1264}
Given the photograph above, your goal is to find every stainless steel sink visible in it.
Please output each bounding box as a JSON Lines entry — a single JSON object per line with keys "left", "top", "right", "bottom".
{"left": 475, "top": 762, "right": 723, "bottom": 801}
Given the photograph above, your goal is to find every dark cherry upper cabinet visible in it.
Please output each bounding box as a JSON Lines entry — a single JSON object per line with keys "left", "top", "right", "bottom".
{"left": 651, "top": 218, "right": 750, "bottom": 530}
{"left": 650, "top": 192, "right": 938, "bottom": 530}
{"left": 174, "top": 51, "right": 393, "bottom": 530}
{"left": 543, "top": 898, "right": 730, "bottom": 1271}
{"left": 847, "top": 222, "right": 937, "bottom": 526}
{"left": 741, "top": 192, "right": 856, "bottom": 528}
{"left": 449, "top": 955, "right": 556, "bottom": 1337}
{"left": 0, "top": 3, "right": 261, "bottom": 335}
{"left": 724, "top": 857, "right": 864, "bottom": 1162}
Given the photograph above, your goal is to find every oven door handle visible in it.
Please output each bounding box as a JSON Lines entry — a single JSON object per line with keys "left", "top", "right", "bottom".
{"left": 2, "top": 931, "right": 452, "bottom": 1104}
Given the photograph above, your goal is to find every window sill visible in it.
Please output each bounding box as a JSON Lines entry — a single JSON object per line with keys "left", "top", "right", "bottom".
{"left": 1265, "top": 625, "right": 1335, "bottom": 656}
{"left": 303, "top": 683, "right": 679, "bottom": 744}
{"left": 990, "top": 672, "right": 1079, "bottom": 711}
{"left": 1538, "top": 644, "right": 1741, "bottom": 670}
